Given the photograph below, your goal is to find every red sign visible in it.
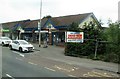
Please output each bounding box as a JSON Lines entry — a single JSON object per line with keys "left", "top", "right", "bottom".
{"left": 68, "top": 34, "right": 82, "bottom": 39}
{"left": 65, "top": 32, "right": 84, "bottom": 43}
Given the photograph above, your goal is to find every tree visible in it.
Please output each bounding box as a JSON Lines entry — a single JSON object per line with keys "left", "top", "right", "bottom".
{"left": 67, "top": 22, "right": 80, "bottom": 32}
{"left": 101, "top": 22, "right": 120, "bottom": 63}
{"left": 98, "top": 19, "right": 104, "bottom": 25}
{"left": 43, "top": 15, "right": 52, "bottom": 19}
{"left": 104, "top": 23, "right": 120, "bottom": 51}
{"left": 107, "top": 18, "right": 112, "bottom": 25}
{"left": 65, "top": 21, "right": 102, "bottom": 56}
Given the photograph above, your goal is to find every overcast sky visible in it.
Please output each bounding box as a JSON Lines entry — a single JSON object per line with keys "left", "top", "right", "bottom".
{"left": 0, "top": 0, "right": 119, "bottom": 26}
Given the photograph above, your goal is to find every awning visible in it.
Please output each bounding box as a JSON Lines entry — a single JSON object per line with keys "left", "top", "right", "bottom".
{"left": 35, "top": 30, "right": 48, "bottom": 33}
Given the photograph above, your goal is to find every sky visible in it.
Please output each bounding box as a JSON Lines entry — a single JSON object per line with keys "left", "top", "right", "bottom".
{"left": 0, "top": 0, "right": 119, "bottom": 26}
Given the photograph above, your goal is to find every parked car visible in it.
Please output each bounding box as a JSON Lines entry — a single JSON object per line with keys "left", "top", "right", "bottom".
{"left": 0, "top": 37, "right": 12, "bottom": 46}
{"left": 9, "top": 40, "right": 34, "bottom": 52}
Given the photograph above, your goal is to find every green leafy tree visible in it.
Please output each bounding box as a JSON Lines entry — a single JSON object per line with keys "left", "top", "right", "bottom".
{"left": 104, "top": 22, "right": 119, "bottom": 52}
{"left": 65, "top": 20, "right": 120, "bottom": 63}
{"left": 65, "top": 22, "right": 102, "bottom": 57}
{"left": 43, "top": 15, "right": 52, "bottom": 19}
{"left": 67, "top": 22, "right": 80, "bottom": 32}
{"left": 101, "top": 22, "right": 120, "bottom": 63}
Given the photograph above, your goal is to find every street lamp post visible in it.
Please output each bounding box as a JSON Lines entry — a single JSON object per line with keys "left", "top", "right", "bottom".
{"left": 39, "top": 0, "right": 42, "bottom": 47}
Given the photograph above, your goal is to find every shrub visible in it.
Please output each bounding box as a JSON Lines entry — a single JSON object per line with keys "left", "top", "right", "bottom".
{"left": 103, "top": 53, "right": 119, "bottom": 63}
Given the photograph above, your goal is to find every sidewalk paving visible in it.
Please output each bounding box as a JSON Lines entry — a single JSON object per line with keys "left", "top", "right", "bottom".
{"left": 32, "top": 43, "right": 119, "bottom": 74}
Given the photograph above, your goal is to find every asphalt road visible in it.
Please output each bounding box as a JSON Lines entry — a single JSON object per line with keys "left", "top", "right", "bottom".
{"left": 1, "top": 45, "right": 119, "bottom": 79}
{"left": 1, "top": 46, "right": 71, "bottom": 79}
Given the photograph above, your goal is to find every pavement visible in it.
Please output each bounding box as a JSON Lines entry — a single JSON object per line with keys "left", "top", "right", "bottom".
{"left": 31, "top": 43, "right": 119, "bottom": 75}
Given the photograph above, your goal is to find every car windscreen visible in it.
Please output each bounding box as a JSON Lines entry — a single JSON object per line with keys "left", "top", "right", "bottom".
{"left": 18, "top": 41, "right": 29, "bottom": 45}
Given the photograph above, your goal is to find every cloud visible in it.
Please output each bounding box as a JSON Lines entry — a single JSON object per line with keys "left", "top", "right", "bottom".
{"left": 0, "top": 0, "right": 119, "bottom": 23}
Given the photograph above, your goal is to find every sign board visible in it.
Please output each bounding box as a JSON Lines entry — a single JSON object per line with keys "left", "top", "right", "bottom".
{"left": 65, "top": 31, "right": 84, "bottom": 43}
{"left": 2, "top": 29, "right": 10, "bottom": 32}
{"left": 38, "top": 22, "right": 40, "bottom": 31}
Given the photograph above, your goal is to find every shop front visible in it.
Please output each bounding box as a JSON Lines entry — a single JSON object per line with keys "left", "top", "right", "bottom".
{"left": 2, "top": 29, "right": 10, "bottom": 37}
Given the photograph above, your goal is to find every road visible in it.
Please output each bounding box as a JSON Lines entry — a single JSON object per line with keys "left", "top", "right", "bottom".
{"left": 1, "top": 45, "right": 119, "bottom": 79}
{"left": 2, "top": 46, "right": 72, "bottom": 79}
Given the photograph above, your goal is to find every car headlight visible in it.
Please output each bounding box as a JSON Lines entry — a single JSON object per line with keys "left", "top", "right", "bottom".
{"left": 33, "top": 47, "right": 34, "bottom": 49}
{"left": 22, "top": 47, "right": 28, "bottom": 49}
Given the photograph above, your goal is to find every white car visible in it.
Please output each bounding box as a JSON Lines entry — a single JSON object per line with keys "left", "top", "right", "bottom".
{"left": 9, "top": 40, "right": 34, "bottom": 52}
{"left": 0, "top": 37, "right": 12, "bottom": 46}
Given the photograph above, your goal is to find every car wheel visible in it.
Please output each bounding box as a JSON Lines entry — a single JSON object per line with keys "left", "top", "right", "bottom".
{"left": 19, "top": 47, "right": 23, "bottom": 52}
{"left": 9, "top": 45, "right": 13, "bottom": 50}
{"left": 2, "top": 42, "right": 4, "bottom": 46}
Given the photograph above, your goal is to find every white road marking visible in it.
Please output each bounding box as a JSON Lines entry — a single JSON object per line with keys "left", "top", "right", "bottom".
{"left": 6, "top": 74, "right": 15, "bottom": 79}
{"left": 12, "top": 51, "right": 24, "bottom": 57}
{"left": 28, "top": 62, "right": 37, "bottom": 65}
{"left": 44, "top": 67, "right": 56, "bottom": 72}
{"left": 68, "top": 74, "right": 76, "bottom": 77}
{"left": 54, "top": 65, "right": 71, "bottom": 72}
{"left": 19, "top": 53, "right": 25, "bottom": 57}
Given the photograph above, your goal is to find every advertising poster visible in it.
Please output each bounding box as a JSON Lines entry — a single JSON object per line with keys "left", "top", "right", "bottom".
{"left": 65, "top": 31, "right": 84, "bottom": 43}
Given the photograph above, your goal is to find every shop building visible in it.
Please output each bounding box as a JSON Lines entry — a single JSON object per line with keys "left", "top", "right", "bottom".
{"left": 1, "top": 12, "right": 101, "bottom": 45}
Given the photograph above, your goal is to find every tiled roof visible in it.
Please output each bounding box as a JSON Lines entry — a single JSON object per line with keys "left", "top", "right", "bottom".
{"left": 2, "top": 18, "right": 48, "bottom": 30}
{"left": 2, "top": 12, "right": 101, "bottom": 30}
{"left": 2, "top": 19, "right": 31, "bottom": 30}
{"left": 2, "top": 21, "right": 18, "bottom": 29}
{"left": 50, "top": 13, "right": 92, "bottom": 27}
{"left": 23, "top": 18, "right": 48, "bottom": 29}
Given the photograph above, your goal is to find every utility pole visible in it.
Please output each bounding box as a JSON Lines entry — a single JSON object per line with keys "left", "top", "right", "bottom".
{"left": 118, "top": 1, "right": 120, "bottom": 22}
{"left": 94, "top": 39, "right": 98, "bottom": 59}
{"left": 39, "top": 0, "right": 42, "bottom": 47}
